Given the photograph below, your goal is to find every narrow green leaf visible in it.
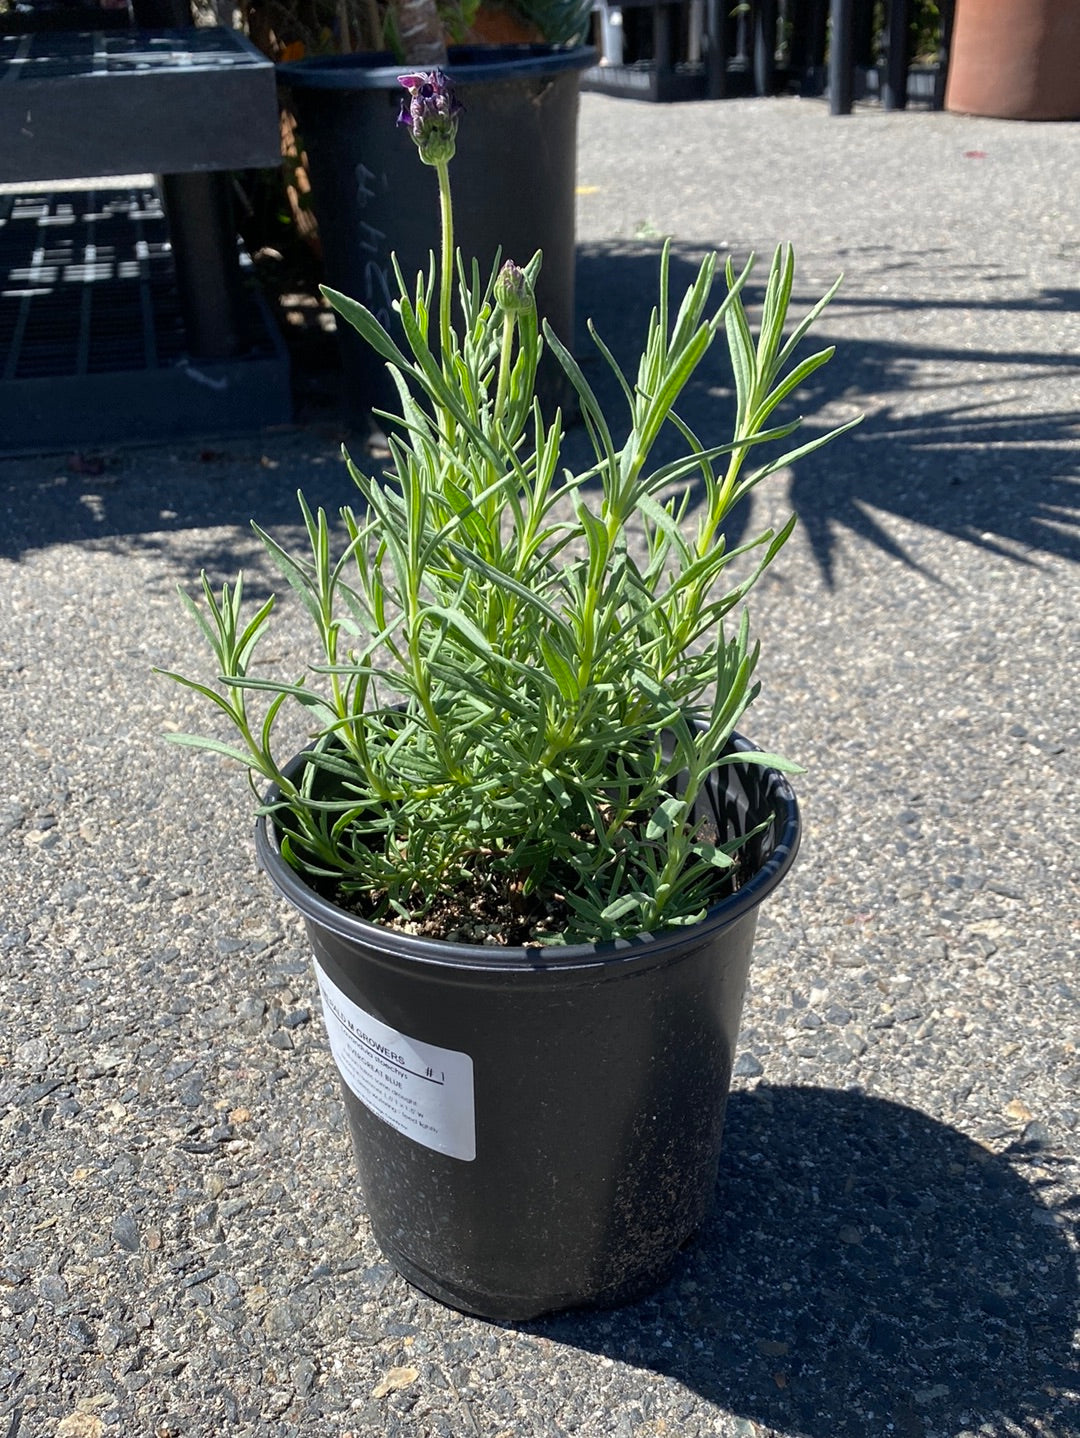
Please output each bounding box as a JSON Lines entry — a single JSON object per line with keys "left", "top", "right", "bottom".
{"left": 574, "top": 494, "right": 610, "bottom": 589}
{"left": 756, "top": 243, "right": 794, "bottom": 380}
{"left": 658, "top": 239, "right": 671, "bottom": 351}
{"left": 260, "top": 687, "right": 290, "bottom": 761}
{"left": 235, "top": 594, "right": 276, "bottom": 671}
{"left": 541, "top": 768, "right": 573, "bottom": 809}
{"left": 538, "top": 630, "right": 580, "bottom": 704}
{"left": 164, "top": 732, "right": 261, "bottom": 768}
{"left": 599, "top": 893, "right": 644, "bottom": 924}
{"left": 176, "top": 580, "right": 226, "bottom": 658}
{"left": 253, "top": 514, "right": 322, "bottom": 625}
{"left": 724, "top": 259, "right": 756, "bottom": 429}
{"left": 446, "top": 541, "right": 570, "bottom": 635}
{"left": 774, "top": 271, "right": 843, "bottom": 375}
{"left": 225, "top": 675, "right": 331, "bottom": 706}
{"left": 633, "top": 324, "right": 713, "bottom": 461}
{"left": 736, "top": 416, "right": 863, "bottom": 496}
{"left": 668, "top": 251, "right": 716, "bottom": 357}
{"left": 748, "top": 347, "right": 836, "bottom": 431}
{"left": 543, "top": 321, "right": 618, "bottom": 474}
{"left": 711, "top": 750, "right": 805, "bottom": 773}
{"left": 585, "top": 319, "right": 636, "bottom": 411}
{"left": 692, "top": 841, "right": 736, "bottom": 869}
{"left": 646, "top": 795, "right": 687, "bottom": 841}
{"left": 320, "top": 286, "right": 411, "bottom": 369}
{"left": 419, "top": 605, "right": 499, "bottom": 663}
{"left": 154, "top": 668, "right": 239, "bottom": 716}
{"left": 634, "top": 491, "right": 693, "bottom": 565}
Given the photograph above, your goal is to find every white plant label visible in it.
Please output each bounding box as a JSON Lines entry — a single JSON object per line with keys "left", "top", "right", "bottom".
{"left": 314, "top": 963, "right": 476, "bottom": 1162}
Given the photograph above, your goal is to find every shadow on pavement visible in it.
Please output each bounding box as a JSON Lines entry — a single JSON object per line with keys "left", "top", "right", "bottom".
{"left": 572, "top": 243, "right": 1080, "bottom": 584}
{"left": 0, "top": 438, "right": 359, "bottom": 570}
{"left": 534, "top": 1084, "right": 1079, "bottom": 1438}
{"left": 2, "top": 241, "right": 1076, "bottom": 585}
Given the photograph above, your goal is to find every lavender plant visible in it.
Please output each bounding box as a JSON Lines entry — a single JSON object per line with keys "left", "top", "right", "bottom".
{"left": 159, "top": 70, "right": 857, "bottom": 945}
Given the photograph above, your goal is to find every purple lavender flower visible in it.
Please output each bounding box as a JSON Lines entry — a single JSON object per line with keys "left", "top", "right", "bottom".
{"left": 397, "top": 70, "right": 463, "bottom": 167}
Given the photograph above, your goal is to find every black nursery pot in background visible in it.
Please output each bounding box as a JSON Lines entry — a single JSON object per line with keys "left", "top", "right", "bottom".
{"left": 255, "top": 734, "right": 801, "bottom": 1322}
{"left": 278, "top": 46, "right": 595, "bottom": 430}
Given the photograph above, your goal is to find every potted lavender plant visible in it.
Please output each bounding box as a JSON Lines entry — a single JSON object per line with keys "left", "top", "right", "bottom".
{"left": 159, "top": 71, "right": 858, "bottom": 1320}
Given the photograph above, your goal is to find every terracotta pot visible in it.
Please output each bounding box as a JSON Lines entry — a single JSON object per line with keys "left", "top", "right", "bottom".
{"left": 945, "top": 0, "right": 1080, "bottom": 120}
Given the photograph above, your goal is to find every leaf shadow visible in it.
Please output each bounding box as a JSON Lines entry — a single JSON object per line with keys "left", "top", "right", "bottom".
{"left": 570, "top": 242, "right": 1080, "bottom": 585}
{"left": 3, "top": 239, "right": 1076, "bottom": 592}
{"left": 0, "top": 439, "right": 357, "bottom": 578}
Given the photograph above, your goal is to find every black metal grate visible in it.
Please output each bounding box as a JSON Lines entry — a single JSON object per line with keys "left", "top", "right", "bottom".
{"left": 0, "top": 184, "right": 291, "bottom": 452}
{"left": 0, "top": 185, "right": 285, "bottom": 382}
{"left": 0, "top": 187, "right": 187, "bottom": 381}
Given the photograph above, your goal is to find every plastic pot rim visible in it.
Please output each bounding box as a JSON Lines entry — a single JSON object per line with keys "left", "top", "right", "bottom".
{"left": 276, "top": 44, "right": 598, "bottom": 92}
{"left": 253, "top": 729, "right": 801, "bottom": 974}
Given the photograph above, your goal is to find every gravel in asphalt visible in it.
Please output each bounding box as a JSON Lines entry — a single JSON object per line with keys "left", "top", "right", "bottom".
{"left": 0, "top": 93, "right": 1077, "bottom": 1438}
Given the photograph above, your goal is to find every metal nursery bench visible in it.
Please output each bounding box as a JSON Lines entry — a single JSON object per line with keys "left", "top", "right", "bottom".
{"left": 0, "top": 22, "right": 290, "bottom": 451}
{"left": 583, "top": 0, "right": 953, "bottom": 109}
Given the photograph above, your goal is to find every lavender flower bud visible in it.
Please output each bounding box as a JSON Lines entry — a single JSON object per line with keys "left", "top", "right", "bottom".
{"left": 397, "top": 70, "right": 462, "bottom": 166}
{"left": 494, "top": 261, "right": 535, "bottom": 317}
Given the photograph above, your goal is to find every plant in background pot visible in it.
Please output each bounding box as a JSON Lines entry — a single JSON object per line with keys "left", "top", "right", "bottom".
{"left": 159, "top": 71, "right": 858, "bottom": 1320}
{"left": 266, "top": 0, "right": 596, "bottom": 436}
{"left": 248, "top": 0, "right": 594, "bottom": 62}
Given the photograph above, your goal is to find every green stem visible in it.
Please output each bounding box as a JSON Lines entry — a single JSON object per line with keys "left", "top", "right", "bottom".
{"left": 493, "top": 311, "right": 515, "bottom": 427}
{"left": 436, "top": 159, "right": 454, "bottom": 375}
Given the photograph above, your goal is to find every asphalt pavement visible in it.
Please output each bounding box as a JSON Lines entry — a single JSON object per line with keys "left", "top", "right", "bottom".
{"left": 0, "top": 91, "right": 1077, "bottom": 1438}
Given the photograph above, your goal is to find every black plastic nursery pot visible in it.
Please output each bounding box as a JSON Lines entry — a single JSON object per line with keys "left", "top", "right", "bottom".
{"left": 277, "top": 45, "right": 595, "bottom": 428}
{"left": 255, "top": 733, "right": 800, "bottom": 1322}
